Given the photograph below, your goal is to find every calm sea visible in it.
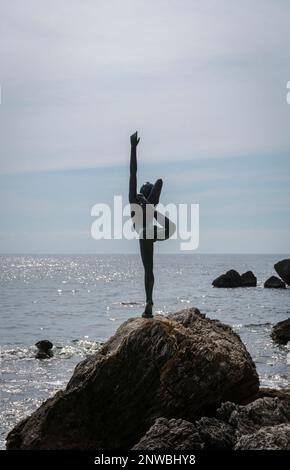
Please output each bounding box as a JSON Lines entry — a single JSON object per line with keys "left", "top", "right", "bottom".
{"left": 0, "top": 254, "right": 289, "bottom": 448}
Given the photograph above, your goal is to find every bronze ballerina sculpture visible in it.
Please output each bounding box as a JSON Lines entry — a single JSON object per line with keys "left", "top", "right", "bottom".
{"left": 129, "top": 131, "right": 176, "bottom": 318}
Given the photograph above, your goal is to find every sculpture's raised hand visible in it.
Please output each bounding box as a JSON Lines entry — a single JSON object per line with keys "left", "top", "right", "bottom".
{"left": 130, "top": 131, "right": 140, "bottom": 147}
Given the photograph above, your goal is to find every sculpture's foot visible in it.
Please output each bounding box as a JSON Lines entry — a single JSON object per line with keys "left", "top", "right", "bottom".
{"left": 142, "top": 312, "right": 153, "bottom": 319}
{"left": 142, "top": 302, "right": 153, "bottom": 318}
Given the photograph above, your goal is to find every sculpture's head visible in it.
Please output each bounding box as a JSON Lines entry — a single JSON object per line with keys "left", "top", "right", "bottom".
{"left": 140, "top": 181, "right": 153, "bottom": 199}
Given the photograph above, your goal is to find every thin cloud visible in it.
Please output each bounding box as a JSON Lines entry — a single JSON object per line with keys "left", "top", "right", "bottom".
{"left": 0, "top": 0, "right": 290, "bottom": 173}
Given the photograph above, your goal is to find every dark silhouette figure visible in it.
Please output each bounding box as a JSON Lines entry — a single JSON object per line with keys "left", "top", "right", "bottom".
{"left": 129, "top": 131, "right": 176, "bottom": 318}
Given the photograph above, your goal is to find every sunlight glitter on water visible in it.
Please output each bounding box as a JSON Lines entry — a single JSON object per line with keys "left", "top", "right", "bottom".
{"left": 0, "top": 253, "right": 289, "bottom": 449}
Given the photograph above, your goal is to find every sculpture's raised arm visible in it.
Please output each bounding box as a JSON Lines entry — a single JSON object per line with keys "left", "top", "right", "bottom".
{"left": 129, "top": 131, "right": 140, "bottom": 204}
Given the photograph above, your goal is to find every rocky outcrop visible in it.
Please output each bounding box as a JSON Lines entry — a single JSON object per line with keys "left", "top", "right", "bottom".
{"left": 274, "top": 259, "right": 290, "bottom": 286}
{"left": 195, "top": 416, "right": 234, "bottom": 449}
{"left": 212, "top": 270, "right": 242, "bottom": 288}
{"left": 132, "top": 417, "right": 204, "bottom": 450}
{"left": 271, "top": 318, "right": 290, "bottom": 345}
{"left": 212, "top": 270, "right": 257, "bottom": 288}
{"left": 6, "top": 308, "right": 259, "bottom": 450}
{"left": 241, "top": 271, "right": 257, "bottom": 287}
{"left": 234, "top": 424, "right": 290, "bottom": 450}
{"left": 244, "top": 388, "right": 290, "bottom": 413}
{"left": 264, "top": 276, "right": 286, "bottom": 289}
{"left": 225, "top": 397, "right": 290, "bottom": 450}
{"left": 217, "top": 397, "right": 290, "bottom": 436}
{"left": 133, "top": 397, "right": 290, "bottom": 450}
{"left": 132, "top": 416, "right": 234, "bottom": 450}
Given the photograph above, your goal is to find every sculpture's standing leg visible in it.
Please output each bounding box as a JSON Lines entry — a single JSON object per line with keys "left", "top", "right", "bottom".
{"left": 139, "top": 238, "right": 154, "bottom": 318}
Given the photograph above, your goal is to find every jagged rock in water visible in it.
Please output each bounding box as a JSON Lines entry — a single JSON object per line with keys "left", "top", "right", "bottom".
{"left": 35, "top": 340, "right": 53, "bottom": 351}
{"left": 35, "top": 340, "right": 53, "bottom": 359}
{"left": 274, "top": 259, "right": 290, "bottom": 286}
{"left": 264, "top": 276, "right": 286, "bottom": 289}
{"left": 6, "top": 308, "right": 259, "bottom": 450}
{"left": 212, "top": 270, "right": 242, "bottom": 288}
{"left": 241, "top": 271, "right": 257, "bottom": 287}
{"left": 271, "top": 318, "right": 290, "bottom": 345}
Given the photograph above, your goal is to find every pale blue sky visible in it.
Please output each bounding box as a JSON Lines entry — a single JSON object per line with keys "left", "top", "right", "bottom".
{"left": 0, "top": 154, "right": 289, "bottom": 253}
{"left": 0, "top": 0, "right": 290, "bottom": 253}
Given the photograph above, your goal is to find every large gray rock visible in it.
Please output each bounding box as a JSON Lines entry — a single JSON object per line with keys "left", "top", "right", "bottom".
{"left": 212, "top": 270, "right": 242, "bottom": 288}
{"left": 271, "top": 318, "right": 290, "bottom": 345}
{"left": 264, "top": 276, "right": 286, "bottom": 289}
{"left": 274, "top": 259, "right": 290, "bottom": 286}
{"left": 6, "top": 308, "right": 259, "bottom": 449}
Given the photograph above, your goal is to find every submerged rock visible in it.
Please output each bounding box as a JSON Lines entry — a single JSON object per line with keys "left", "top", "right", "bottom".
{"left": 274, "top": 259, "right": 290, "bottom": 286}
{"left": 264, "top": 276, "right": 286, "bottom": 289}
{"left": 271, "top": 318, "right": 290, "bottom": 345}
{"left": 241, "top": 271, "right": 257, "bottom": 287}
{"left": 35, "top": 340, "right": 53, "bottom": 359}
{"left": 6, "top": 308, "right": 259, "bottom": 450}
{"left": 35, "top": 340, "right": 53, "bottom": 351}
{"left": 212, "top": 270, "right": 242, "bottom": 288}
